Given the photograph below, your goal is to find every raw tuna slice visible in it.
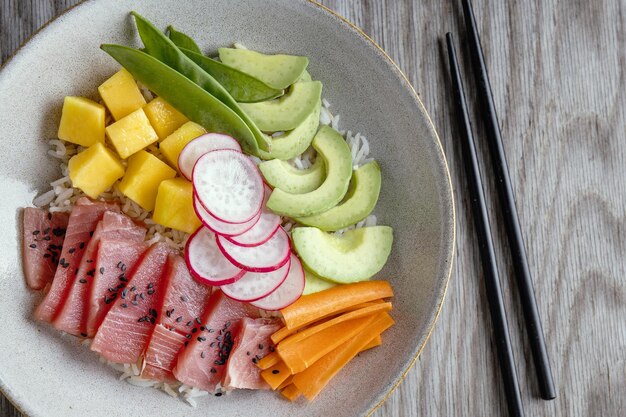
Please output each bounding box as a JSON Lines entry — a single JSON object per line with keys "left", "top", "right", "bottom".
{"left": 22, "top": 208, "right": 69, "bottom": 290}
{"left": 53, "top": 211, "right": 146, "bottom": 337}
{"left": 91, "top": 243, "right": 174, "bottom": 364}
{"left": 172, "top": 290, "right": 259, "bottom": 392}
{"left": 33, "top": 198, "right": 119, "bottom": 323}
{"left": 85, "top": 238, "right": 148, "bottom": 337}
{"left": 142, "top": 324, "right": 187, "bottom": 383}
{"left": 223, "top": 317, "right": 282, "bottom": 390}
{"left": 141, "top": 255, "right": 213, "bottom": 381}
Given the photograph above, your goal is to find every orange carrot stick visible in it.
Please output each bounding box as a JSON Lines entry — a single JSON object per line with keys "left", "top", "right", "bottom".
{"left": 257, "top": 352, "right": 280, "bottom": 370}
{"left": 361, "top": 334, "right": 382, "bottom": 351}
{"left": 279, "top": 302, "right": 392, "bottom": 348}
{"left": 280, "top": 384, "right": 301, "bottom": 401}
{"left": 271, "top": 300, "right": 385, "bottom": 344}
{"left": 277, "top": 314, "right": 377, "bottom": 373}
{"left": 280, "top": 281, "right": 393, "bottom": 330}
{"left": 292, "top": 312, "right": 395, "bottom": 400}
{"left": 260, "top": 360, "right": 291, "bottom": 390}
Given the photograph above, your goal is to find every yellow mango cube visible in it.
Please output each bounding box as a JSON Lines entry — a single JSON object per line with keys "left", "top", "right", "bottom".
{"left": 160, "top": 122, "right": 207, "bottom": 168}
{"left": 143, "top": 97, "right": 188, "bottom": 140}
{"left": 118, "top": 151, "right": 177, "bottom": 211}
{"left": 152, "top": 178, "right": 201, "bottom": 234}
{"left": 57, "top": 96, "right": 105, "bottom": 147}
{"left": 68, "top": 142, "right": 125, "bottom": 198}
{"left": 105, "top": 108, "right": 159, "bottom": 159}
{"left": 98, "top": 68, "right": 147, "bottom": 121}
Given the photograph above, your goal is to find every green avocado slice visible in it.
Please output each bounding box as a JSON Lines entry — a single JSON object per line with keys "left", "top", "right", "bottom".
{"left": 292, "top": 226, "right": 394, "bottom": 283}
{"left": 267, "top": 126, "right": 352, "bottom": 217}
{"left": 296, "top": 160, "right": 381, "bottom": 231}
{"left": 239, "top": 81, "right": 323, "bottom": 132}
{"left": 260, "top": 157, "right": 325, "bottom": 194}
{"left": 303, "top": 268, "right": 337, "bottom": 295}
{"left": 218, "top": 48, "right": 309, "bottom": 89}
{"left": 257, "top": 100, "right": 321, "bottom": 161}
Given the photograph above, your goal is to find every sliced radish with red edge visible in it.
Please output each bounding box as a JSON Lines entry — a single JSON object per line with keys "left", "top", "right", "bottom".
{"left": 193, "top": 195, "right": 260, "bottom": 237}
{"left": 216, "top": 227, "right": 290, "bottom": 273}
{"left": 250, "top": 253, "right": 305, "bottom": 310}
{"left": 178, "top": 133, "right": 242, "bottom": 180}
{"left": 221, "top": 257, "right": 291, "bottom": 302}
{"left": 185, "top": 227, "right": 244, "bottom": 285}
{"left": 193, "top": 149, "right": 263, "bottom": 224}
{"left": 225, "top": 185, "right": 281, "bottom": 247}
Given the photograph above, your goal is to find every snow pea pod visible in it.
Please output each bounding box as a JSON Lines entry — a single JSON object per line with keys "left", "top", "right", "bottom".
{"left": 179, "top": 47, "right": 283, "bottom": 103}
{"left": 101, "top": 44, "right": 259, "bottom": 154}
{"left": 131, "top": 12, "right": 271, "bottom": 151}
{"left": 167, "top": 26, "right": 202, "bottom": 54}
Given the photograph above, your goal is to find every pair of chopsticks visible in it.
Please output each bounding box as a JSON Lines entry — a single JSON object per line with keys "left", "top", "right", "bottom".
{"left": 445, "top": 1, "right": 556, "bottom": 416}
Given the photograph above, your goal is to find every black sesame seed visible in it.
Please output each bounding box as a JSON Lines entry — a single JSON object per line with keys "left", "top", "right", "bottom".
{"left": 86, "top": 259, "right": 93, "bottom": 263}
{"left": 176, "top": 316, "right": 183, "bottom": 323}
{"left": 180, "top": 296, "right": 188, "bottom": 302}
{"left": 166, "top": 309, "right": 172, "bottom": 318}
{"left": 131, "top": 301, "right": 138, "bottom": 306}
{"left": 258, "top": 344, "right": 264, "bottom": 350}
{"left": 117, "top": 261, "right": 122, "bottom": 269}
{"left": 224, "top": 321, "right": 231, "bottom": 328}
{"left": 208, "top": 328, "right": 215, "bottom": 333}
{"left": 215, "top": 393, "right": 222, "bottom": 397}
{"left": 43, "top": 236, "right": 51, "bottom": 241}
{"left": 210, "top": 368, "right": 217, "bottom": 374}
{"left": 210, "top": 342, "right": 216, "bottom": 347}
{"left": 184, "top": 341, "right": 189, "bottom": 347}
{"left": 137, "top": 317, "right": 146, "bottom": 322}
{"left": 192, "top": 328, "right": 197, "bottom": 333}
{"left": 29, "top": 243, "right": 37, "bottom": 249}
{"left": 89, "top": 230, "right": 94, "bottom": 237}
{"left": 185, "top": 334, "right": 192, "bottom": 339}
{"left": 272, "top": 370, "right": 280, "bottom": 375}
{"left": 121, "top": 303, "right": 128, "bottom": 308}
{"left": 79, "top": 279, "right": 87, "bottom": 284}
{"left": 68, "top": 248, "right": 75, "bottom": 254}
{"left": 147, "top": 283, "right": 153, "bottom": 289}
{"left": 149, "top": 317, "right": 155, "bottom": 324}
{"left": 79, "top": 242, "right": 85, "bottom": 249}
{"left": 99, "top": 267, "right": 105, "bottom": 274}
{"left": 269, "top": 346, "right": 275, "bottom": 352}
{"left": 200, "top": 326, "right": 205, "bottom": 331}
{"left": 121, "top": 289, "right": 128, "bottom": 299}
{"left": 195, "top": 318, "right": 201, "bottom": 324}
{"left": 43, "top": 227, "right": 50, "bottom": 235}
{"left": 139, "top": 293, "right": 145, "bottom": 300}
{"left": 33, "top": 230, "right": 40, "bottom": 236}
{"left": 130, "top": 286, "right": 136, "bottom": 292}
{"left": 147, "top": 289, "right": 155, "bottom": 295}
{"left": 186, "top": 321, "right": 193, "bottom": 326}
{"left": 252, "top": 358, "right": 258, "bottom": 364}
{"left": 246, "top": 351, "right": 250, "bottom": 356}
{"left": 201, "top": 352, "right": 206, "bottom": 359}
{"left": 86, "top": 269, "right": 95, "bottom": 277}
{"left": 150, "top": 308, "right": 157, "bottom": 318}
{"left": 198, "top": 336, "right": 206, "bottom": 342}
{"left": 43, "top": 253, "right": 51, "bottom": 258}
{"left": 120, "top": 264, "right": 126, "bottom": 271}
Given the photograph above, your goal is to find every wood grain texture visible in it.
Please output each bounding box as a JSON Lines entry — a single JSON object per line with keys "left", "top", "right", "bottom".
{"left": 2, "top": 1, "right": 625, "bottom": 416}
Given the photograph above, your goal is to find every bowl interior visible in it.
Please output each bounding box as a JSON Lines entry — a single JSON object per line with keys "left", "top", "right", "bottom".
{"left": 0, "top": 1, "right": 454, "bottom": 416}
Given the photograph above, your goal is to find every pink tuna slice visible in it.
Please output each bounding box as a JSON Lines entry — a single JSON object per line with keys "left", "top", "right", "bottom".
{"left": 33, "top": 198, "right": 120, "bottom": 323}
{"left": 141, "top": 255, "right": 213, "bottom": 381}
{"left": 22, "top": 208, "right": 69, "bottom": 290}
{"left": 91, "top": 243, "right": 175, "bottom": 364}
{"left": 172, "top": 290, "right": 259, "bottom": 392}
{"left": 223, "top": 317, "right": 282, "bottom": 390}
{"left": 53, "top": 211, "right": 146, "bottom": 337}
{"left": 85, "top": 238, "right": 148, "bottom": 337}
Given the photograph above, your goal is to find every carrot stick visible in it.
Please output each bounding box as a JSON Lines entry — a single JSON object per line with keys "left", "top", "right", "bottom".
{"left": 279, "top": 302, "right": 392, "bottom": 348}
{"left": 257, "top": 352, "right": 280, "bottom": 370}
{"left": 280, "top": 384, "right": 301, "bottom": 401}
{"left": 292, "top": 312, "right": 395, "bottom": 400}
{"left": 271, "top": 300, "right": 385, "bottom": 344}
{"left": 280, "top": 281, "right": 393, "bottom": 330}
{"left": 361, "top": 334, "right": 382, "bottom": 351}
{"left": 260, "top": 360, "right": 291, "bottom": 390}
{"left": 277, "top": 314, "right": 377, "bottom": 373}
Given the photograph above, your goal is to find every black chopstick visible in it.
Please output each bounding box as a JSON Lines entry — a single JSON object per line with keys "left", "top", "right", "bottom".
{"left": 446, "top": 33, "right": 525, "bottom": 417}
{"left": 461, "top": 0, "right": 556, "bottom": 401}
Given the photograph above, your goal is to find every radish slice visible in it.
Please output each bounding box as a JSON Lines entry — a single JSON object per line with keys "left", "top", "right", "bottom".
{"left": 185, "top": 227, "right": 245, "bottom": 285}
{"left": 216, "top": 227, "right": 290, "bottom": 272}
{"left": 178, "top": 133, "right": 242, "bottom": 180}
{"left": 250, "top": 254, "right": 305, "bottom": 310}
{"left": 225, "top": 185, "right": 281, "bottom": 247}
{"left": 193, "top": 195, "right": 260, "bottom": 237}
{"left": 193, "top": 149, "right": 264, "bottom": 224}
{"left": 221, "top": 258, "right": 291, "bottom": 302}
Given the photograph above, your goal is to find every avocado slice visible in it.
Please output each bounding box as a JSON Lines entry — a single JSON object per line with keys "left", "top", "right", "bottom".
{"left": 296, "top": 161, "right": 381, "bottom": 231}
{"left": 239, "top": 81, "right": 323, "bottom": 132}
{"left": 260, "top": 157, "right": 325, "bottom": 194}
{"left": 257, "top": 99, "right": 321, "bottom": 160}
{"left": 218, "top": 48, "right": 309, "bottom": 90}
{"left": 292, "top": 226, "right": 394, "bottom": 283}
{"left": 303, "top": 268, "right": 337, "bottom": 295}
{"left": 267, "top": 126, "right": 352, "bottom": 217}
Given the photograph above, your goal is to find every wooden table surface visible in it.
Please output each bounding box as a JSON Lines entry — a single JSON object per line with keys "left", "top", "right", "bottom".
{"left": 2, "top": 1, "right": 625, "bottom": 416}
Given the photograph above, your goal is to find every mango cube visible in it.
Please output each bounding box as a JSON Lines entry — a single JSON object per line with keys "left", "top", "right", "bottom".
{"left": 105, "top": 108, "right": 159, "bottom": 159}
{"left": 57, "top": 96, "right": 105, "bottom": 147}
{"left": 143, "top": 97, "right": 188, "bottom": 140}
{"left": 152, "top": 178, "right": 201, "bottom": 234}
{"left": 68, "top": 142, "right": 125, "bottom": 198}
{"left": 118, "top": 151, "right": 177, "bottom": 211}
{"left": 160, "top": 122, "right": 207, "bottom": 168}
{"left": 98, "top": 68, "right": 147, "bottom": 121}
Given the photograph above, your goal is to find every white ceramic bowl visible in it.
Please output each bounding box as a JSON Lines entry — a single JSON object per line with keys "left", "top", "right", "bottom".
{"left": 0, "top": 1, "right": 455, "bottom": 416}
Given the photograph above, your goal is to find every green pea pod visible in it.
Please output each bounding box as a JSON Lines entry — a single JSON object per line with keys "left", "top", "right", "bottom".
{"left": 180, "top": 47, "right": 283, "bottom": 103}
{"left": 131, "top": 12, "right": 271, "bottom": 151}
{"left": 101, "top": 44, "right": 259, "bottom": 154}
{"left": 167, "top": 25, "right": 202, "bottom": 54}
